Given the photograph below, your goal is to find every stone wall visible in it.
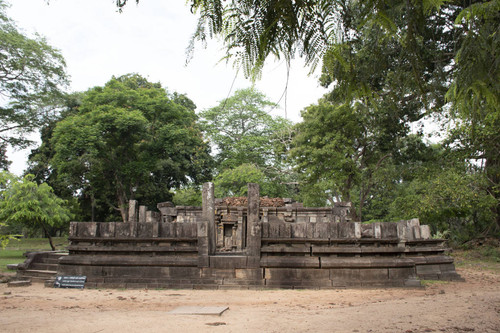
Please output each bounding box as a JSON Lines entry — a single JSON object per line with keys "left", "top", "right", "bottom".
{"left": 58, "top": 183, "right": 462, "bottom": 289}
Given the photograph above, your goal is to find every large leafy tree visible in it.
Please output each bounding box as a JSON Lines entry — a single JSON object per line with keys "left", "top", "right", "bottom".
{"left": 47, "top": 74, "right": 212, "bottom": 222}
{"left": 0, "top": 171, "right": 71, "bottom": 250}
{"left": 290, "top": 0, "right": 459, "bottom": 219}
{"left": 291, "top": 100, "right": 394, "bottom": 219}
{"left": 200, "top": 88, "right": 291, "bottom": 170}
{"left": 0, "top": 0, "right": 68, "bottom": 151}
{"left": 200, "top": 87, "right": 295, "bottom": 197}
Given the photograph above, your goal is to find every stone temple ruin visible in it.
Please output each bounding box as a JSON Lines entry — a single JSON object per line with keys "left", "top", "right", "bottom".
{"left": 56, "top": 183, "right": 462, "bottom": 289}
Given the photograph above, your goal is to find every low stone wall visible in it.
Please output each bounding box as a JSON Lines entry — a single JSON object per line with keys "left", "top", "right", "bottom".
{"left": 57, "top": 183, "right": 462, "bottom": 289}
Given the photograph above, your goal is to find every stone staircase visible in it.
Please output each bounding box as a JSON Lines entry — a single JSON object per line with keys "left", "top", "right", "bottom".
{"left": 9, "top": 251, "right": 67, "bottom": 286}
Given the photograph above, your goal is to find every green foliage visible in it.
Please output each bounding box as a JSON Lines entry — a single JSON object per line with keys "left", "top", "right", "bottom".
{"left": 446, "top": 0, "right": 500, "bottom": 229}
{"left": 291, "top": 99, "right": 397, "bottom": 219}
{"left": 200, "top": 87, "right": 290, "bottom": 170}
{"left": 214, "top": 163, "right": 265, "bottom": 197}
{"left": 0, "top": 171, "right": 71, "bottom": 250}
{"left": 0, "top": 143, "right": 10, "bottom": 170}
{"left": 201, "top": 87, "right": 296, "bottom": 198}
{"left": 46, "top": 74, "right": 212, "bottom": 221}
{"left": 172, "top": 187, "right": 202, "bottom": 206}
{"left": 432, "top": 230, "right": 450, "bottom": 240}
{"left": 184, "top": 0, "right": 451, "bottom": 80}
{"left": 292, "top": 102, "right": 362, "bottom": 205}
{"left": 0, "top": 0, "right": 68, "bottom": 150}
{"left": 0, "top": 221, "right": 19, "bottom": 249}
{"left": 388, "top": 167, "right": 497, "bottom": 243}
{"left": 188, "top": 0, "right": 344, "bottom": 79}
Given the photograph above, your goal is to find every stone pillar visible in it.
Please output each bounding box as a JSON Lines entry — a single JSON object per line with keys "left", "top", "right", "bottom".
{"left": 247, "top": 183, "right": 261, "bottom": 267}
{"left": 374, "top": 222, "right": 382, "bottom": 239}
{"left": 420, "top": 225, "right": 431, "bottom": 239}
{"left": 128, "top": 200, "right": 138, "bottom": 223}
{"left": 197, "top": 219, "right": 210, "bottom": 267}
{"left": 202, "top": 182, "right": 216, "bottom": 255}
{"left": 146, "top": 211, "right": 160, "bottom": 223}
{"left": 138, "top": 205, "right": 147, "bottom": 223}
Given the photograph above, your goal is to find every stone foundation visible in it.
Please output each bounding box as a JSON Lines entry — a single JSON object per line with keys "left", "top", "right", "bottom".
{"left": 58, "top": 183, "right": 462, "bottom": 289}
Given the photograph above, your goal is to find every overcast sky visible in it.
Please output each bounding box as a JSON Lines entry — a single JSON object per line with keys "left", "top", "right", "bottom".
{"left": 5, "top": 0, "right": 328, "bottom": 175}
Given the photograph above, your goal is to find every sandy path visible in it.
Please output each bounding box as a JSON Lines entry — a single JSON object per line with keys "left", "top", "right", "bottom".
{"left": 1, "top": 267, "right": 499, "bottom": 333}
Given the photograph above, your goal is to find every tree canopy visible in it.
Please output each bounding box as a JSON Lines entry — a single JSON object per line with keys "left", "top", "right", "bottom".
{"left": 200, "top": 87, "right": 291, "bottom": 170}
{"left": 40, "top": 74, "right": 212, "bottom": 222}
{"left": 200, "top": 87, "right": 296, "bottom": 198}
{"left": 0, "top": 171, "right": 71, "bottom": 250}
{"left": 0, "top": 0, "right": 68, "bottom": 153}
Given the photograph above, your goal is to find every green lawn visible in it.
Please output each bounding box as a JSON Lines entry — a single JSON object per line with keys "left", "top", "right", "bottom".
{"left": 0, "top": 237, "right": 68, "bottom": 273}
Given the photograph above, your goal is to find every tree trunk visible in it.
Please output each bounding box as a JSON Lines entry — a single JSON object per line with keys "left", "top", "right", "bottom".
{"left": 117, "top": 194, "right": 128, "bottom": 223}
{"left": 40, "top": 222, "right": 56, "bottom": 251}
{"left": 114, "top": 175, "right": 129, "bottom": 222}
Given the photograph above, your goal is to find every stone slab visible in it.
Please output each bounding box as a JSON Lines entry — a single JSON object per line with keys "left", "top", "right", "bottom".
{"left": 168, "top": 306, "right": 229, "bottom": 315}
{"left": 6, "top": 263, "right": 19, "bottom": 270}
{"left": 8, "top": 280, "right": 31, "bottom": 287}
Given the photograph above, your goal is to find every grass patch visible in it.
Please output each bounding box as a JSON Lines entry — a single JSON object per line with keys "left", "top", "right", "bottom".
{"left": 452, "top": 244, "right": 500, "bottom": 273}
{"left": 0, "top": 237, "right": 68, "bottom": 273}
{"left": 2, "top": 237, "right": 68, "bottom": 251}
{"left": 420, "top": 280, "right": 449, "bottom": 287}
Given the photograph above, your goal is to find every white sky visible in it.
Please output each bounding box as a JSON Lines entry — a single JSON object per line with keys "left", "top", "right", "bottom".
{"left": 5, "top": 0, "right": 328, "bottom": 175}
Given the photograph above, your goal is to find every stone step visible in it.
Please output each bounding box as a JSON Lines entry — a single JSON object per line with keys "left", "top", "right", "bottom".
{"left": 41, "top": 256, "right": 64, "bottom": 264}
{"left": 31, "top": 263, "right": 58, "bottom": 271}
{"left": 17, "top": 269, "right": 58, "bottom": 279}
{"left": 6, "top": 264, "right": 19, "bottom": 270}
{"left": 8, "top": 280, "right": 31, "bottom": 287}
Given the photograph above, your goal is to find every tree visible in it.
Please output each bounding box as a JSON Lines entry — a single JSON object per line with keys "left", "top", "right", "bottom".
{"left": 358, "top": 135, "right": 443, "bottom": 222}
{"left": 291, "top": 100, "right": 394, "bottom": 219}
{"left": 49, "top": 74, "right": 212, "bottom": 222}
{"left": 201, "top": 88, "right": 287, "bottom": 169}
{"left": 446, "top": 1, "right": 500, "bottom": 229}
{"left": 0, "top": 171, "right": 71, "bottom": 250}
{"left": 0, "top": 0, "right": 68, "bottom": 150}
{"left": 200, "top": 87, "right": 295, "bottom": 197}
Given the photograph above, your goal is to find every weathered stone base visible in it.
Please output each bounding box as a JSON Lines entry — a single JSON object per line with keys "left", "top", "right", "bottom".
{"left": 57, "top": 253, "right": 461, "bottom": 289}
{"left": 57, "top": 265, "right": 420, "bottom": 289}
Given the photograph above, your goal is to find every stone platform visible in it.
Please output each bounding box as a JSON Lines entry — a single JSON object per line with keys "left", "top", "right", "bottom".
{"left": 57, "top": 183, "right": 462, "bottom": 289}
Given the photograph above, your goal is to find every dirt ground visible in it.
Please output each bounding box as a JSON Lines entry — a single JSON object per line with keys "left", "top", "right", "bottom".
{"left": 1, "top": 267, "right": 499, "bottom": 333}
